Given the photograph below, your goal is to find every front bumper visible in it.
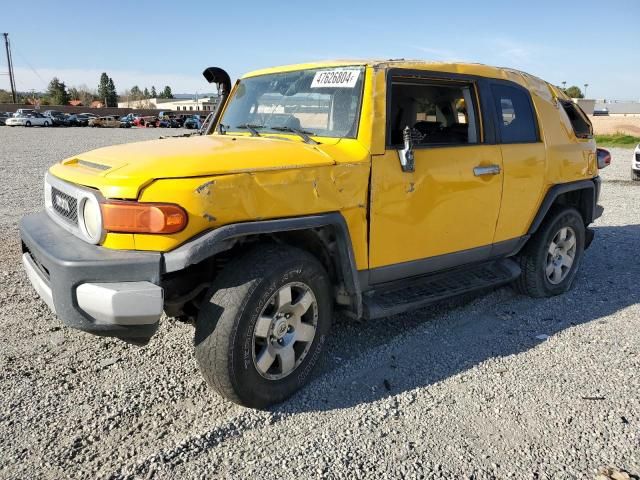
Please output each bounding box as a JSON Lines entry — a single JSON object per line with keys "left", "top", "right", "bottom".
{"left": 20, "top": 212, "right": 163, "bottom": 342}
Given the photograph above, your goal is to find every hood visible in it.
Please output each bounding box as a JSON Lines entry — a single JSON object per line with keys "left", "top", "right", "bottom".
{"left": 48, "top": 134, "right": 357, "bottom": 199}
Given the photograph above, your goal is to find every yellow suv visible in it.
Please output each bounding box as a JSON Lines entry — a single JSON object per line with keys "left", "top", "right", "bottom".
{"left": 20, "top": 60, "right": 606, "bottom": 407}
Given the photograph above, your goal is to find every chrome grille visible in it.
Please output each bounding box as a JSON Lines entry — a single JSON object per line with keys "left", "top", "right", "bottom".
{"left": 51, "top": 187, "right": 78, "bottom": 225}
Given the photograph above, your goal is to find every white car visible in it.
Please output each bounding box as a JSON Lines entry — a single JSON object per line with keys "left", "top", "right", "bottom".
{"left": 5, "top": 112, "right": 52, "bottom": 127}
{"left": 633, "top": 144, "right": 640, "bottom": 181}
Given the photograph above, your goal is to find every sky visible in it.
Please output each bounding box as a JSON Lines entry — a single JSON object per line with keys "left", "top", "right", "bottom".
{"left": 1, "top": 0, "right": 639, "bottom": 100}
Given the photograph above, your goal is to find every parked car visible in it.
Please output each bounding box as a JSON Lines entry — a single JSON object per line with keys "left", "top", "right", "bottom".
{"left": 632, "top": 144, "right": 640, "bottom": 181}
{"left": 88, "top": 116, "right": 121, "bottom": 128}
{"left": 63, "top": 114, "right": 90, "bottom": 127}
{"left": 13, "top": 108, "right": 35, "bottom": 117}
{"left": 155, "top": 115, "right": 182, "bottom": 128}
{"left": 44, "top": 111, "right": 68, "bottom": 127}
{"left": 20, "top": 60, "right": 607, "bottom": 408}
{"left": 133, "top": 115, "right": 156, "bottom": 127}
{"left": 43, "top": 110, "right": 65, "bottom": 118}
{"left": 118, "top": 113, "right": 137, "bottom": 125}
{"left": 0, "top": 112, "right": 10, "bottom": 125}
{"left": 6, "top": 112, "right": 52, "bottom": 127}
{"left": 183, "top": 114, "right": 203, "bottom": 129}
{"left": 592, "top": 108, "right": 609, "bottom": 116}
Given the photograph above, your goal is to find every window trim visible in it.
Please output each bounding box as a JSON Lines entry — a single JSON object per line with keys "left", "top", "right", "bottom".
{"left": 487, "top": 79, "right": 542, "bottom": 145}
{"left": 385, "top": 68, "right": 500, "bottom": 149}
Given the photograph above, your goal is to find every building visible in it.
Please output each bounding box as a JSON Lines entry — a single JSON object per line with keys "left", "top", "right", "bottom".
{"left": 117, "top": 96, "right": 218, "bottom": 112}
{"left": 593, "top": 101, "right": 640, "bottom": 117}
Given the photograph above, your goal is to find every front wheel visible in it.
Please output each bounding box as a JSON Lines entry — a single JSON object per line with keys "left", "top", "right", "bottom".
{"left": 515, "top": 207, "right": 585, "bottom": 297}
{"left": 25, "top": 121, "right": 31, "bottom": 127}
{"left": 631, "top": 169, "right": 640, "bottom": 181}
{"left": 194, "top": 245, "right": 332, "bottom": 408}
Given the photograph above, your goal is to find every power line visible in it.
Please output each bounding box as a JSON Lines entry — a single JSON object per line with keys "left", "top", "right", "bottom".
{"left": 12, "top": 45, "right": 47, "bottom": 89}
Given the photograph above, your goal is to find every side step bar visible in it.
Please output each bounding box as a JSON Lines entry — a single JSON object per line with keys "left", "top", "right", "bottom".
{"left": 363, "top": 259, "right": 521, "bottom": 320}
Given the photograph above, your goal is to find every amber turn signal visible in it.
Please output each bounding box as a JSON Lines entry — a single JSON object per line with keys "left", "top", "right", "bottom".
{"left": 101, "top": 201, "right": 187, "bottom": 234}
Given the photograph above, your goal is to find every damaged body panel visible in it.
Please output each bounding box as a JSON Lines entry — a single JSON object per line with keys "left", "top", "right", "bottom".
{"left": 137, "top": 161, "right": 370, "bottom": 268}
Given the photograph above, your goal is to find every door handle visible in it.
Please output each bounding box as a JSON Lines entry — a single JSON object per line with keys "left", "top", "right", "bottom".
{"left": 473, "top": 165, "right": 501, "bottom": 176}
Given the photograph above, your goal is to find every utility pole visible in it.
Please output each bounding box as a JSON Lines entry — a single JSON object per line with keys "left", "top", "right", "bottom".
{"left": 562, "top": 81, "right": 566, "bottom": 90}
{"left": 584, "top": 83, "right": 589, "bottom": 98}
{"left": 3, "top": 33, "right": 17, "bottom": 103}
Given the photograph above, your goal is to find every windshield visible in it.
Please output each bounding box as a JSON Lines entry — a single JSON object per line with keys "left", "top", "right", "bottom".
{"left": 218, "top": 66, "right": 365, "bottom": 139}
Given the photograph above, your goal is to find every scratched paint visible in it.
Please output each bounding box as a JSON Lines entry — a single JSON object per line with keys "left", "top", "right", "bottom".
{"left": 137, "top": 162, "right": 371, "bottom": 268}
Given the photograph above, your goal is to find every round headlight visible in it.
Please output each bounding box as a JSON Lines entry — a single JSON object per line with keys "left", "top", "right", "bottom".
{"left": 81, "top": 197, "right": 102, "bottom": 242}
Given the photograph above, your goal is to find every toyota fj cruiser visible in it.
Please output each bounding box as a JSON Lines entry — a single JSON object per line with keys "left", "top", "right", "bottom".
{"left": 20, "top": 60, "right": 607, "bottom": 408}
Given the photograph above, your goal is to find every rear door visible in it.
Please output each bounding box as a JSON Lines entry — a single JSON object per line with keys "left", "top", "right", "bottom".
{"left": 488, "top": 82, "right": 546, "bottom": 244}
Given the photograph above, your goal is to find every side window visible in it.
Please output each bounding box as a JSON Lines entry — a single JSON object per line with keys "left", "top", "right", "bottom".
{"left": 388, "top": 79, "right": 479, "bottom": 146}
{"left": 559, "top": 100, "right": 593, "bottom": 138}
{"left": 491, "top": 84, "right": 538, "bottom": 143}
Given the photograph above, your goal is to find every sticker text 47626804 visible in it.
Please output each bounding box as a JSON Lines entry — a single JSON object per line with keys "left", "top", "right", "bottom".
{"left": 310, "top": 69, "right": 360, "bottom": 88}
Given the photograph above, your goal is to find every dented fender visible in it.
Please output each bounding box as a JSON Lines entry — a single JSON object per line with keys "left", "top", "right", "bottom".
{"left": 135, "top": 162, "right": 371, "bottom": 269}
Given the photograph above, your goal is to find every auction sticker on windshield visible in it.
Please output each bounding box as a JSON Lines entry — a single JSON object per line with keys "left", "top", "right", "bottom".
{"left": 310, "top": 69, "right": 360, "bottom": 88}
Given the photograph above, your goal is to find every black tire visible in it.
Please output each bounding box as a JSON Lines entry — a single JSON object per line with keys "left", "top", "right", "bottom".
{"left": 631, "top": 169, "right": 640, "bottom": 181}
{"left": 514, "top": 206, "right": 585, "bottom": 297}
{"left": 195, "top": 245, "right": 332, "bottom": 408}
{"left": 43, "top": 121, "right": 49, "bottom": 127}
{"left": 25, "top": 121, "right": 31, "bottom": 127}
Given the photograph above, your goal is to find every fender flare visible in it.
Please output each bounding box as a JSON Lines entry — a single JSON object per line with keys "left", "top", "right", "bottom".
{"left": 527, "top": 178, "right": 598, "bottom": 235}
{"left": 163, "top": 212, "right": 362, "bottom": 317}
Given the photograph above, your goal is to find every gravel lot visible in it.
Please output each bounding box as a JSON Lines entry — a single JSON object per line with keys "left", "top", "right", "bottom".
{"left": 0, "top": 127, "right": 638, "bottom": 479}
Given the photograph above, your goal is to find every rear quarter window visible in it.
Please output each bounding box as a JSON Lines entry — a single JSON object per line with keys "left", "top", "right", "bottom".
{"left": 491, "top": 84, "right": 538, "bottom": 144}
{"left": 559, "top": 100, "right": 593, "bottom": 138}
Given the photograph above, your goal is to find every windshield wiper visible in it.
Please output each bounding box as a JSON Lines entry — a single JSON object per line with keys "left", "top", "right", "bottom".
{"left": 236, "top": 123, "right": 264, "bottom": 137}
{"left": 270, "top": 126, "right": 318, "bottom": 145}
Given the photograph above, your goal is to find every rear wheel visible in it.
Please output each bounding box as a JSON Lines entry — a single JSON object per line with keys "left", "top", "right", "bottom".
{"left": 515, "top": 207, "right": 585, "bottom": 297}
{"left": 631, "top": 169, "right": 640, "bottom": 181}
{"left": 194, "top": 245, "right": 332, "bottom": 408}
{"left": 43, "top": 121, "right": 49, "bottom": 127}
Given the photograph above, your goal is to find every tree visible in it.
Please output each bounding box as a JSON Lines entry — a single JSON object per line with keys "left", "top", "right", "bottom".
{"left": 0, "top": 89, "right": 14, "bottom": 103}
{"left": 143, "top": 87, "right": 150, "bottom": 98}
{"left": 130, "top": 85, "right": 142, "bottom": 99}
{"left": 151, "top": 85, "right": 157, "bottom": 98}
{"left": 46, "top": 77, "right": 70, "bottom": 105}
{"left": 160, "top": 85, "right": 173, "bottom": 99}
{"left": 564, "top": 85, "right": 584, "bottom": 99}
{"left": 98, "top": 72, "right": 110, "bottom": 104}
{"left": 106, "top": 77, "right": 118, "bottom": 106}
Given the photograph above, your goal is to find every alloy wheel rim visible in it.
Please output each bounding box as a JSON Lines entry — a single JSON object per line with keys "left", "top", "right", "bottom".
{"left": 252, "top": 282, "right": 318, "bottom": 380}
{"left": 546, "top": 226, "right": 576, "bottom": 285}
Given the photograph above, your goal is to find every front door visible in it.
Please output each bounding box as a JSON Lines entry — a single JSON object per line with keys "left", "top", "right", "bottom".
{"left": 368, "top": 73, "right": 503, "bottom": 283}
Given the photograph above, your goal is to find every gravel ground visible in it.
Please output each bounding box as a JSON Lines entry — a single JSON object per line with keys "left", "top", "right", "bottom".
{"left": 0, "top": 127, "right": 638, "bottom": 479}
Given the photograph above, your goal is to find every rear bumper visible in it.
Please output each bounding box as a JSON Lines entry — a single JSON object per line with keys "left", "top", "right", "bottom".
{"left": 20, "top": 212, "right": 163, "bottom": 342}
